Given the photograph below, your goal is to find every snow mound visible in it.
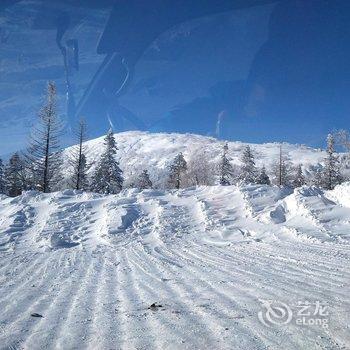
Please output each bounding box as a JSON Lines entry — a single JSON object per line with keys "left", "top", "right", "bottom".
{"left": 327, "top": 182, "right": 350, "bottom": 208}
{"left": 1, "top": 184, "right": 350, "bottom": 253}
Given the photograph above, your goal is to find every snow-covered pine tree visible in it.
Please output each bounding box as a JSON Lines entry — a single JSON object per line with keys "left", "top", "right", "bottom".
{"left": 273, "top": 144, "right": 290, "bottom": 187}
{"left": 312, "top": 167, "right": 324, "bottom": 187}
{"left": 0, "top": 158, "right": 5, "bottom": 194}
{"left": 292, "top": 164, "right": 306, "bottom": 188}
{"left": 137, "top": 169, "right": 152, "bottom": 189}
{"left": 256, "top": 166, "right": 271, "bottom": 185}
{"left": 5, "top": 153, "right": 24, "bottom": 197}
{"left": 69, "top": 119, "right": 89, "bottom": 190}
{"left": 90, "top": 130, "right": 123, "bottom": 194}
{"left": 239, "top": 145, "right": 257, "bottom": 184}
{"left": 168, "top": 152, "right": 187, "bottom": 189}
{"left": 219, "top": 143, "right": 234, "bottom": 186}
{"left": 323, "top": 133, "right": 342, "bottom": 190}
{"left": 24, "top": 81, "right": 63, "bottom": 193}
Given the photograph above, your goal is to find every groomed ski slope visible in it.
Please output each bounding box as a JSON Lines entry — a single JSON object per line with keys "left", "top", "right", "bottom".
{"left": 0, "top": 184, "right": 350, "bottom": 349}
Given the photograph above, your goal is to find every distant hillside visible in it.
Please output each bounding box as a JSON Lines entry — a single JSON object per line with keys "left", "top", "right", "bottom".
{"left": 62, "top": 131, "right": 329, "bottom": 188}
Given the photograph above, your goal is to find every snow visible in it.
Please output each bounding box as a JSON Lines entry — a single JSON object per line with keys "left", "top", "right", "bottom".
{"left": 62, "top": 131, "right": 332, "bottom": 188}
{"left": 0, "top": 183, "right": 350, "bottom": 349}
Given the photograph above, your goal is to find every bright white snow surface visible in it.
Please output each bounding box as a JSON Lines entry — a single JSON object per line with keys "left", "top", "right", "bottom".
{"left": 0, "top": 183, "right": 350, "bottom": 349}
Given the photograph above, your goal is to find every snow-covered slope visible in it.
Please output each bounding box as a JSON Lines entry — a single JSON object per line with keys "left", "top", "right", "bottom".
{"left": 63, "top": 131, "right": 330, "bottom": 187}
{"left": 0, "top": 184, "right": 350, "bottom": 349}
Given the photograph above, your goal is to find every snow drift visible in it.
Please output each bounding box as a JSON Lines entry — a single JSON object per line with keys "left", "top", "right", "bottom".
{"left": 1, "top": 173, "right": 350, "bottom": 348}
{"left": 1, "top": 183, "right": 350, "bottom": 254}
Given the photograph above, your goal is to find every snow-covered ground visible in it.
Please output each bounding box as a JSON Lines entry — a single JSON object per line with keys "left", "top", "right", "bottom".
{"left": 0, "top": 183, "right": 350, "bottom": 349}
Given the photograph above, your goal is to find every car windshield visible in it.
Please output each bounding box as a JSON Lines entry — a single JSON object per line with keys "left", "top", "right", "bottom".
{"left": 0, "top": 2, "right": 349, "bottom": 350}
{"left": 1, "top": 1, "right": 349, "bottom": 153}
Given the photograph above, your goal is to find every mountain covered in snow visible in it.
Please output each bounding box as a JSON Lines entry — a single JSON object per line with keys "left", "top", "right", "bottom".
{"left": 62, "top": 130, "right": 332, "bottom": 188}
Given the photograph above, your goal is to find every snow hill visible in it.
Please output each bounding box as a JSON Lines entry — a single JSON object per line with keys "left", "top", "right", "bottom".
{"left": 0, "top": 182, "right": 350, "bottom": 349}
{"left": 62, "top": 131, "right": 331, "bottom": 187}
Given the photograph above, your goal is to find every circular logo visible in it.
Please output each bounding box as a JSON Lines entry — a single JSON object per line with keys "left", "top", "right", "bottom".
{"left": 258, "top": 300, "right": 293, "bottom": 327}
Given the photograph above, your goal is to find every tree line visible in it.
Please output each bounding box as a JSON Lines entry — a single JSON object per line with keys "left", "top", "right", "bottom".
{"left": 0, "top": 82, "right": 347, "bottom": 197}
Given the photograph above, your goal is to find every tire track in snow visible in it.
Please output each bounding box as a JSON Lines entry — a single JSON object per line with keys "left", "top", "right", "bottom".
{"left": 136, "top": 194, "right": 292, "bottom": 348}
{"left": 190, "top": 241, "right": 348, "bottom": 294}
{"left": 48, "top": 250, "right": 103, "bottom": 349}
{"left": 87, "top": 249, "right": 122, "bottom": 349}
{"left": 0, "top": 252, "right": 42, "bottom": 290}
{"left": 183, "top": 242, "right": 350, "bottom": 306}
{"left": 0, "top": 251, "right": 61, "bottom": 316}
{"left": 21, "top": 248, "right": 90, "bottom": 348}
{"left": 133, "top": 234, "right": 276, "bottom": 348}
{"left": 170, "top": 244, "right": 342, "bottom": 349}
{"left": 124, "top": 249, "right": 178, "bottom": 350}
{"left": 162, "top": 227, "right": 344, "bottom": 348}
{"left": 71, "top": 251, "right": 107, "bottom": 348}
{"left": 174, "top": 243, "right": 349, "bottom": 349}
{"left": 116, "top": 249, "right": 156, "bottom": 349}
{"left": 128, "top": 244, "right": 225, "bottom": 349}
{"left": 0, "top": 250, "right": 78, "bottom": 349}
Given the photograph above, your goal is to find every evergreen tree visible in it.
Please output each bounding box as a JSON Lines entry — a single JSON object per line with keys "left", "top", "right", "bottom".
{"left": 219, "top": 143, "right": 234, "bottom": 186}
{"left": 137, "top": 169, "right": 152, "bottom": 189}
{"left": 5, "top": 153, "right": 24, "bottom": 197}
{"left": 0, "top": 158, "right": 5, "bottom": 194}
{"left": 90, "top": 130, "right": 123, "bottom": 194}
{"left": 69, "top": 119, "right": 89, "bottom": 190}
{"left": 323, "top": 134, "right": 342, "bottom": 190}
{"left": 292, "top": 164, "right": 306, "bottom": 188}
{"left": 239, "top": 145, "right": 257, "bottom": 184}
{"left": 273, "top": 144, "right": 290, "bottom": 187}
{"left": 24, "top": 81, "right": 62, "bottom": 192}
{"left": 257, "top": 166, "right": 271, "bottom": 185}
{"left": 312, "top": 168, "right": 324, "bottom": 187}
{"left": 168, "top": 152, "right": 187, "bottom": 189}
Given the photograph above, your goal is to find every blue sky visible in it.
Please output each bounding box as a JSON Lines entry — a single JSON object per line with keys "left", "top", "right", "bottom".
{"left": 0, "top": 0, "right": 350, "bottom": 155}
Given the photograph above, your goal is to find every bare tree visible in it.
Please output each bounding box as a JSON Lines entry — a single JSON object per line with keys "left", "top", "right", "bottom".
{"left": 273, "top": 144, "right": 291, "bottom": 187}
{"left": 333, "top": 129, "right": 350, "bottom": 174}
{"left": 334, "top": 129, "right": 350, "bottom": 153}
{"left": 69, "top": 118, "right": 89, "bottom": 190}
{"left": 24, "top": 82, "right": 63, "bottom": 193}
{"left": 185, "top": 148, "right": 214, "bottom": 186}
